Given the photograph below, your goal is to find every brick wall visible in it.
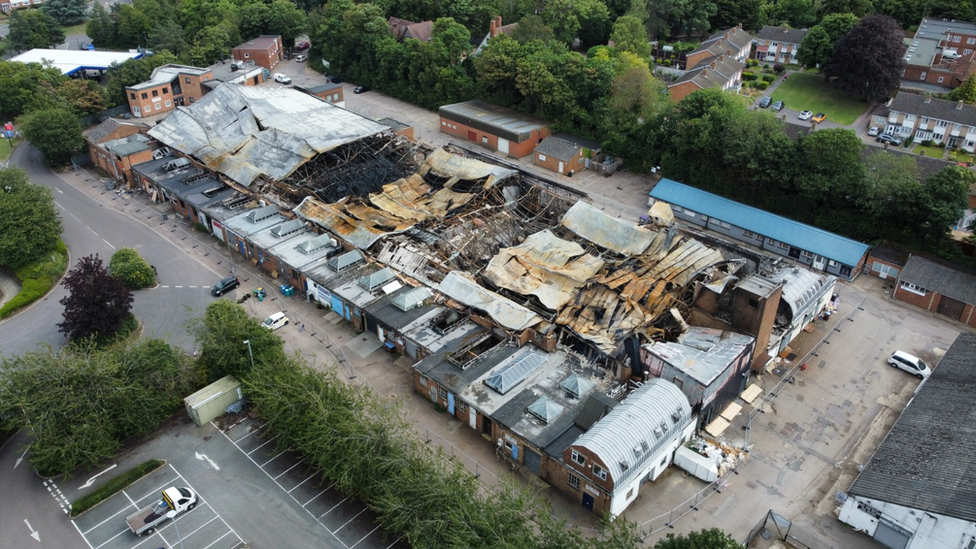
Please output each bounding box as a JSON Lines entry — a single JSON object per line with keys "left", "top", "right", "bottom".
{"left": 438, "top": 117, "right": 549, "bottom": 158}
{"left": 669, "top": 81, "right": 701, "bottom": 103}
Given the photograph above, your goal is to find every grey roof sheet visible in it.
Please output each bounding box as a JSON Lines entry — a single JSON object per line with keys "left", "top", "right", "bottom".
{"left": 671, "top": 54, "right": 744, "bottom": 88}
{"left": 147, "top": 84, "right": 387, "bottom": 187}
{"left": 85, "top": 118, "right": 143, "bottom": 144}
{"left": 247, "top": 219, "right": 308, "bottom": 252}
{"left": 573, "top": 392, "right": 618, "bottom": 431}
{"left": 848, "top": 333, "right": 976, "bottom": 521}
{"left": 573, "top": 380, "right": 692, "bottom": 488}
{"left": 560, "top": 201, "right": 657, "bottom": 256}
{"left": 533, "top": 133, "right": 601, "bottom": 162}
{"left": 222, "top": 206, "right": 286, "bottom": 238}
{"left": 868, "top": 240, "right": 911, "bottom": 266}
{"left": 767, "top": 267, "right": 837, "bottom": 318}
{"left": 642, "top": 328, "right": 754, "bottom": 386}
{"left": 439, "top": 100, "right": 549, "bottom": 143}
{"left": 755, "top": 25, "right": 808, "bottom": 45}
{"left": 437, "top": 271, "right": 541, "bottom": 331}
{"left": 128, "top": 64, "right": 210, "bottom": 91}
{"left": 898, "top": 255, "right": 976, "bottom": 304}
{"left": 888, "top": 92, "right": 976, "bottom": 127}
{"left": 365, "top": 285, "right": 438, "bottom": 330}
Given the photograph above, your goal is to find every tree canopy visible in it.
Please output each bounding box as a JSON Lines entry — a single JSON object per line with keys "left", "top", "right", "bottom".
{"left": 0, "top": 169, "right": 63, "bottom": 270}
{"left": 5, "top": 9, "right": 65, "bottom": 53}
{"left": 42, "top": 0, "right": 87, "bottom": 26}
{"left": 58, "top": 254, "right": 134, "bottom": 341}
{"left": 17, "top": 108, "right": 85, "bottom": 166}
{"left": 797, "top": 13, "right": 859, "bottom": 69}
{"left": 653, "top": 528, "right": 744, "bottom": 549}
{"left": 824, "top": 15, "right": 906, "bottom": 103}
{"left": 191, "top": 299, "right": 287, "bottom": 381}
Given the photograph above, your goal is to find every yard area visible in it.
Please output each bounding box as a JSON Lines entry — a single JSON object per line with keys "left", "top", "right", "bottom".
{"left": 948, "top": 149, "right": 976, "bottom": 165}
{"left": 770, "top": 71, "right": 868, "bottom": 125}
{"left": 913, "top": 144, "right": 945, "bottom": 159}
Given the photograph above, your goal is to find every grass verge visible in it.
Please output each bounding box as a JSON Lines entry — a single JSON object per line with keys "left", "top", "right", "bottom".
{"left": 61, "top": 21, "right": 88, "bottom": 36}
{"left": 913, "top": 144, "right": 945, "bottom": 159}
{"left": 71, "top": 459, "right": 165, "bottom": 517}
{"left": 769, "top": 71, "right": 869, "bottom": 125}
{"left": 0, "top": 136, "right": 20, "bottom": 161}
{"left": 0, "top": 240, "right": 69, "bottom": 319}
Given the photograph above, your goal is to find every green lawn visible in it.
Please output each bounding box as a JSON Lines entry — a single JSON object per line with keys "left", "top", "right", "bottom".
{"left": 949, "top": 149, "right": 976, "bottom": 165}
{"left": 61, "top": 21, "right": 88, "bottom": 36}
{"left": 913, "top": 144, "right": 945, "bottom": 159}
{"left": 0, "top": 137, "right": 19, "bottom": 161}
{"left": 769, "top": 71, "right": 869, "bottom": 125}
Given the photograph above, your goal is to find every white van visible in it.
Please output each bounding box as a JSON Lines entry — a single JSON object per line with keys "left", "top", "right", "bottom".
{"left": 888, "top": 351, "right": 931, "bottom": 379}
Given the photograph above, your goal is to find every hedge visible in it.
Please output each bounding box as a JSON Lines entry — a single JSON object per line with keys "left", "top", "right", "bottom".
{"left": 71, "top": 459, "right": 166, "bottom": 516}
{"left": 0, "top": 240, "right": 67, "bottom": 319}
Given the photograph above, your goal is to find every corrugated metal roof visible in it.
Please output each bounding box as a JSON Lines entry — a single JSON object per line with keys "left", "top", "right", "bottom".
{"left": 767, "top": 267, "right": 836, "bottom": 318}
{"left": 438, "top": 271, "right": 541, "bottom": 331}
{"left": 848, "top": 333, "right": 976, "bottom": 521}
{"left": 573, "top": 380, "right": 692, "bottom": 488}
{"left": 560, "top": 201, "right": 658, "bottom": 256}
{"left": 184, "top": 375, "right": 240, "bottom": 408}
{"left": 439, "top": 100, "right": 549, "bottom": 143}
{"left": 650, "top": 179, "right": 870, "bottom": 266}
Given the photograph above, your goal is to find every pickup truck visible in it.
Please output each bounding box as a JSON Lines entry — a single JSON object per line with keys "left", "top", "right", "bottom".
{"left": 125, "top": 487, "right": 197, "bottom": 536}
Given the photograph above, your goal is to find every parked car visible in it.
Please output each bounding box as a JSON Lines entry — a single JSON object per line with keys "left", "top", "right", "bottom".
{"left": 296, "top": 41, "right": 310, "bottom": 50}
{"left": 759, "top": 96, "right": 772, "bottom": 108}
{"left": 877, "top": 133, "right": 902, "bottom": 146}
{"left": 798, "top": 110, "right": 813, "bottom": 121}
{"left": 888, "top": 350, "right": 931, "bottom": 379}
{"left": 330, "top": 76, "right": 343, "bottom": 84}
{"left": 812, "top": 113, "right": 826, "bottom": 123}
{"left": 263, "top": 312, "right": 290, "bottom": 331}
{"left": 211, "top": 276, "right": 240, "bottom": 296}
{"left": 353, "top": 85, "right": 371, "bottom": 94}
{"left": 868, "top": 126, "right": 880, "bottom": 137}
{"left": 273, "top": 73, "right": 292, "bottom": 84}
{"left": 295, "top": 54, "right": 307, "bottom": 62}
{"left": 772, "top": 100, "right": 785, "bottom": 112}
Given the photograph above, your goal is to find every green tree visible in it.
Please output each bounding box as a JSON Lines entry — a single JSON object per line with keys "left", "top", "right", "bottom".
{"left": 576, "top": 0, "right": 612, "bottom": 50}
{"left": 18, "top": 108, "right": 84, "bottom": 166}
{"left": 711, "top": 0, "right": 761, "bottom": 30}
{"left": 58, "top": 254, "right": 134, "bottom": 340}
{"left": 42, "top": 0, "right": 87, "bottom": 25}
{"left": 825, "top": 15, "right": 905, "bottom": 102}
{"left": 191, "top": 299, "right": 287, "bottom": 381}
{"left": 818, "top": 0, "right": 873, "bottom": 19}
{"left": 873, "top": 0, "right": 925, "bottom": 28}
{"left": 474, "top": 33, "right": 523, "bottom": 105}
{"left": 266, "top": 0, "right": 308, "bottom": 44}
{"left": 647, "top": 0, "right": 717, "bottom": 39}
{"left": 87, "top": 3, "right": 117, "bottom": 48}
{"left": 186, "top": 22, "right": 239, "bottom": 66}
{"left": 948, "top": 75, "right": 976, "bottom": 104}
{"left": 797, "top": 13, "right": 858, "bottom": 69}
{"left": 58, "top": 79, "right": 108, "bottom": 117}
{"left": 0, "top": 169, "right": 62, "bottom": 270}
{"left": 794, "top": 128, "right": 865, "bottom": 209}
{"left": 148, "top": 19, "right": 188, "bottom": 55}
{"left": 918, "top": 166, "right": 974, "bottom": 244}
{"left": 6, "top": 9, "right": 66, "bottom": 52}
{"left": 104, "top": 50, "right": 179, "bottom": 107}
{"left": 610, "top": 15, "right": 651, "bottom": 58}
{"left": 112, "top": 4, "right": 153, "bottom": 48}
{"left": 541, "top": 0, "right": 583, "bottom": 45}
{"left": 653, "top": 528, "right": 744, "bottom": 549}
{"left": 0, "top": 60, "right": 67, "bottom": 119}
{"left": 765, "top": 0, "right": 817, "bottom": 28}
{"left": 238, "top": 1, "right": 270, "bottom": 42}
{"left": 511, "top": 14, "right": 555, "bottom": 44}
{"left": 109, "top": 247, "right": 156, "bottom": 289}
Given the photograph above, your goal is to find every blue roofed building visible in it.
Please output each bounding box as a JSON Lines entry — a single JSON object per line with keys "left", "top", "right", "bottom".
{"left": 648, "top": 179, "right": 870, "bottom": 280}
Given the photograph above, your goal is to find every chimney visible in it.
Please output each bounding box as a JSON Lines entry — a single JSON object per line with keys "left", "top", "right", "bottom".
{"left": 710, "top": 60, "right": 716, "bottom": 69}
{"left": 958, "top": 100, "right": 965, "bottom": 110}
{"left": 490, "top": 18, "right": 497, "bottom": 36}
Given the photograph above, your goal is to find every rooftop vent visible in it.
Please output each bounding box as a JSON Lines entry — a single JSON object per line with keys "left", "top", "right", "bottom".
{"left": 358, "top": 267, "right": 397, "bottom": 292}
{"left": 246, "top": 205, "right": 279, "bottom": 223}
{"left": 485, "top": 352, "right": 546, "bottom": 394}
{"left": 162, "top": 157, "right": 190, "bottom": 171}
{"left": 392, "top": 287, "right": 432, "bottom": 312}
{"left": 327, "top": 249, "right": 364, "bottom": 272}
{"left": 527, "top": 396, "right": 564, "bottom": 425}
{"left": 297, "top": 233, "right": 337, "bottom": 255}
{"left": 270, "top": 219, "right": 304, "bottom": 238}
{"left": 560, "top": 373, "right": 594, "bottom": 399}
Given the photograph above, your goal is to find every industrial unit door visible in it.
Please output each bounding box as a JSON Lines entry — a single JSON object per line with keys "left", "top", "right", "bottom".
{"left": 404, "top": 339, "right": 418, "bottom": 359}
{"left": 873, "top": 519, "right": 911, "bottom": 549}
{"left": 330, "top": 295, "right": 344, "bottom": 317}
{"left": 523, "top": 448, "right": 542, "bottom": 475}
{"left": 498, "top": 138, "right": 510, "bottom": 155}
{"left": 937, "top": 295, "right": 965, "bottom": 320}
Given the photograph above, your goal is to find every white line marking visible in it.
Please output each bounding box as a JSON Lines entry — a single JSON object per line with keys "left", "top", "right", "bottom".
{"left": 174, "top": 285, "right": 183, "bottom": 288}
{"left": 165, "top": 463, "right": 244, "bottom": 546}
{"left": 81, "top": 504, "right": 135, "bottom": 534}
{"left": 87, "top": 226, "right": 97, "bottom": 236}
{"left": 260, "top": 449, "right": 289, "bottom": 467}
{"left": 160, "top": 285, "right": 169, "bottom": 288}
{"left": 335, "top": 508, "right": 367, "bottom": 533}
{"left": 56, "top": 202, "right": 66, "bottom": 210}
{"left": 275, "top": 458, "right": 306, "bottom": 480}
{"left": 288, "top": 473, "right": 315, "bottom": 493}
{"left": 319, "top": 496, "right": 349, "bottom": 519}
{"left": 385, "top": 536, "right": 403, "bottom": 549}
{"left": 69, "top": 213, "right": 80, "bottom": 221}
{"left": 69, "top": 520, "right": 95, "bottom": 549}
{"left": 233, "top": 423, "right": 268, "bottom": 442}
{"left": 303, "top": 485, "right": 332, "bottom": 505}
{"left": 102, "top": 239, "right": 115, "bottom": 250}
{"left": 201, "top": 530, "right": 235, "bottom": 549}
{"left": 246, "top": 435, "right": 278, "bottom": 456}
{"left": 80, "top": 464, "right": 117, "bottom": 489}
{"left": 189, "top": 285, "right": 198, "bottom": 288}
{"left": 350, "top": 524, "right": 382, "bottom": 549}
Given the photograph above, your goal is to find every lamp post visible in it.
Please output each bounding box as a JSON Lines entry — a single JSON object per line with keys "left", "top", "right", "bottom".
{"left": 243, "top": 339, "right": 255, "bottom": 370}
{"left": 165, "top": 510, "right": 185, "bottom": 549}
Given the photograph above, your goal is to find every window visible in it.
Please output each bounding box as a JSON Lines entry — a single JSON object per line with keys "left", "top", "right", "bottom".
{"left": 743, "top": 230, "right": 754, "bottom": 238}
{"left": 747, "top": 298, "right": 758, "bottom": 309}
{"left": 626, "top": 487, "right": 635, "bottom": 499}
{"left": 593, "top": 464, "right": 607, "bottom": 480}
{"left": 185, "top": 77, "right": 191, "bottom": 83}
{"left": 141, "top": 92, "right": 148, "bottom": 99}
{"left": 538, "top": 154, "right": 547, "bottom": 161}
{"left": 719, "top": 221, "right": 731, "bottom": 229}
{"left": 568, "top": 474, "right": 580, "bottom": 490}
{"left": 189, "top": 97, "right": 195, "bottom": 103}
{"left": 672, "top": 205, "right": 682, "bottom": 212}
{"left": 457, "top": 401, "right": 466, "bottom": 412}
{"left": 133, "top": 107, "right": 140, "bottom": 114}
{"left": 129, "top": 92, "right": 136, "bottom": 99}
{"left": 244, "top": 53, "right": 250, "bottom": 58}
{"left": 684, "top": 210, "right": 696, "bottom": 218}
{"left": 164, "top": 100, "right": 172, "bottom": 107}
{"left": 661, "top": 456, "right": 668, "bottom": 466}
{"left": 801, "top": 250, "right": 813, "bottom": 259}
{"left": 152, "top": 90, "right": 158, "bottom": 97}
{"left": 920, "top": 116, "right": 930, "bottom": 125}
{"left": 904, "top": 114, "right": 916, "bottom": 122}
{"left": 155, "top": 103, "right": 161, "bottom": 111}
{"left": 828, "top": 260, "right": 837, "bottom": 267}
{"left": 419, "top": 375, "right": 428, "bottom": 387}
{"left": 900, "top": 281, "right": 929, "bottom": 295}
{"left": 482, "top": 136, "right": 488, "bottom": 144}
{"left": 937, "top": 120, "right": 948, "bottom": 127}
{"left": 953, "top": 36, "right": 962, "bottom": 42}
{"left": 577, "top": 156, "right": 583, "bottom": 164}
{"left": 939, "top": 77, "right": 945, "bottom": 83}
{"left": 920, "top": 71, "right": 927, "bottom": 79}
{"left": 162, "top": 87, "right": 169, "bottom": 94}
{"left": 571, "top": 450, "right": 586, "bottom": 466}
{"left": 778, "top": 241, "right": 789, "bottom": 249}
{"left": 969, "top": 38, "right": 976, "bottom": 45}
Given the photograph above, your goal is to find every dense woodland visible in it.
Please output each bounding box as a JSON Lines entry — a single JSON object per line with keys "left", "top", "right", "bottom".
{"left": 1, "top": 0, "right": 974, "bottom": 258}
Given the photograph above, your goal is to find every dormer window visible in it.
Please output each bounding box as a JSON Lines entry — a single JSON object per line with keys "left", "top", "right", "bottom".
{"left": 571, "top": 450, "right": 586, "bottom": 466}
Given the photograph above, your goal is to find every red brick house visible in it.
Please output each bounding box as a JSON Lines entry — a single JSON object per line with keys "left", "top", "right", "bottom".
{"left": 753, "top": 25, "right": 808, "bottom": 65}
{"left": 904, "top": 18, "right": 976, "bottom": 90}
{"left": 533, "top": 133, "right": 602, "bottom": 176}
{"left": 126, "top": 64, "right": 214, "bottom": 118}
{"left": 84, "top": 118, "right": 154, "bottom": 187}
{"left": 668, "top": 52, "right": 745, "bottom": 102}
{"left": 232, "top": 35, "right": 284, "bottom": 71}
{"left": 892, "top": 255, "right": 976, "bottom": 328}
{"left": 685, "top": 26, "right": 753, "bottom": 68}
{"left": 438, "top": 100, "right": 550, "bottom": 158}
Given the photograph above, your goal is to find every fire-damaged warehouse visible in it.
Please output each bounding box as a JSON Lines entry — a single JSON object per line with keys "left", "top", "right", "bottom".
{"left": 113, "top": 82, "right": 841, "bottom": 519}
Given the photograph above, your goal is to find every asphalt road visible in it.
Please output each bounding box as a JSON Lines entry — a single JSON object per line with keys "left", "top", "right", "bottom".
{"left": 0, "top": 145, "right": 222, "bottom": 357}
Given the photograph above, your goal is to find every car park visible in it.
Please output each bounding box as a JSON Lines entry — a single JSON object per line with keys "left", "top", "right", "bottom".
{"left": 296, "top": 54, "right": 307, "bottom": 62}
{"left": 759, "top": 96, "right": 772, "bottom": 108}
{"left": 353, "top": 85, "right": 371, "bottom": 94}
{"left": 868, "top": 126, "right": 880, "bottom": 137}
{"left": 888, "top": 350, "right": 932, "bottom": 379}
{"left": 877, "top": 133, "right": 902, "bottom": 146}
{"left": 798, "top": 110, "right": 813, "bottom": 121}
{"left": 772, "top": 100, "right": 785, "bottom": 112}
{"left": 211, "top": 276, "right": 240, "bottom": 296}
{"left": 274, "top": 73, "right": 292, "bottom": 84}
{"left": 263, "top": 312, "right": 289, "bottom": 330}
{"left": 812, "top": 113, "right": 826, "bottom": 123}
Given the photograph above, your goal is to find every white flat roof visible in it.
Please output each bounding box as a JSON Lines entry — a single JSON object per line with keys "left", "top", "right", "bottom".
{"left": 10, "top": 49, "right": 144, "bottom": 75}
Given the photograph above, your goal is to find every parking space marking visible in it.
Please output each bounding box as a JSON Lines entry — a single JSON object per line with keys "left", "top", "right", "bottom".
{"left": 288, "top": 473, "right": 315, "bottom": 493}
{"left": 202, "top": 530, "right": 236, "bottom": 549}
{"left": 303, "top": 484, "right": 334, "bottom": 504}
{"left": 81, "top": 504, "right": 137, "bottom": 535}
{"left": 335, "top": 508, "right": 367, "bottom": 533}
{"left": 319, "top": 496, "right": 349, "bottom": 519}
{"left": 232, "top": 423, "right": 267, "bottom": 443}
{"left": 275, "top": 457, "right": 306, "bottom": 480}
{"left": 260, "top": 449, "right": 290, "bottom": 467}
{"left": 350, "top": 525, "right": 382, "bottom": 549}
{"left": 70, "top": 521, "right": 96, "bottom": 549}
{"left": 246, "top": 435, "right": 278, "bottom": 455}
{"left": 165, "top": 463, "right": 244, "bottom": 547}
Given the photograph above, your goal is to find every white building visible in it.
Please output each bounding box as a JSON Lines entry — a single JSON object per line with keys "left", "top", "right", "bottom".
{"left": 838, "top": 332, "right": 976, "bottom": 549}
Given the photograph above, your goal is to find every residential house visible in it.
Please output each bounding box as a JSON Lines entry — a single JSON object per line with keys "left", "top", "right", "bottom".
{"left": 838, "top": 332, "right": 976, "bottom": 549}
{"left": 533, "top": 133, "right": 602, "bottom": 176}
{"left": 903, "top": 18, "right": 976, "bottom": 90}
{"left": 295, "top": 83, "right": 344, "bottom": 107}
{"left": 473, "top": 15, "right": 519, "bottom": 55}
{"left": 439, "top": 100, "right": 551, "bottom": 158}
{"left": 753, "top": 26, "right": 807, "bottom": 65}
{"left": 891, "top": 255, "right": 976, "bottom": 328}
{"left": 668, "top": 53, "right": 745, "bottom": 102}
{"left": 1, "top": 0, "right": 42, "bottom": 12}
{"left": 125, "top": 64, "right": 214, "bottom": 118}
{"left": 685, "top": 26, "right": 753, "bottom": 68}
{"left": 649, "top": 179, "right": 870, "bottom": 280}
{"left": 232, "top": 35, "right": 284, "bottom": 71}
{"left": 873, "top": 92, "right": 976, "bottom": 152}
{"left": 388, "top": 17, "right": 433, "bottom": 42}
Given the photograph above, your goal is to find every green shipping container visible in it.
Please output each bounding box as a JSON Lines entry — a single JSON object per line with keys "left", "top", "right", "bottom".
{"left": 184, "top": 376, "right": 243, "bottom": 426}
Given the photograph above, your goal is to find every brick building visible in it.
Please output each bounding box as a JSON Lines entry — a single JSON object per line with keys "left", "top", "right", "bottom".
{"left": 295, "top": 82, "right": 344, "bottom": 107}
{"left": 232, "top": 35, "right": 284, "bottom": 71}
{"left": 533, "top": 133, "right": 602, "bottom": 176}
{"left": 903, "top": 18, "right": 976, "bottom": 90}
{"left": 84, "top": 118, "right": 153, "bottom": 187}
{"left": 668, "top": 52, "right": 745, "bottom": 102}
{"left": 753, "top": 25, "right": 807, "bottom": 65}
{"left": 891, "top": 255, "right": 976, "bottom": 328}
{"left": 126, "top": 64, "right": 214, "bottom": 118}
{"left": 438, "top": 100, "right": 550, "bottom": 158}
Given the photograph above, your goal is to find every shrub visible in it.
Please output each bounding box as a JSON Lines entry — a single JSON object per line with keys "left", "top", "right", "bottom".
{"left": 71, "top": 460, "right": 165, "bottom": 516}
{"left": 662, "top": 59, "right": 671, "bottom": 66}
{"left": 742, "top": 71, "right": 758, "bottom": 81}
{"left": 761, "top": 74, "right": 776, "bottom": 83}
{"left": 109, "top": 247, "right": 155, "bottom": 289}
{"left": 0, "top": 240, "right": 68, "bottom": 319}
{"left": 756, "top": 81, "right": 770, "bottom": 90}
{"left": 922, "top": 140, "right": 934, "bottom": 147}
{"left": 773, "top": 63, "right": 785, "bottom": 73}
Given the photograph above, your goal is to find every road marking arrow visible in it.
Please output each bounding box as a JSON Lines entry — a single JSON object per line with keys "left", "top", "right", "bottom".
{"left": 79, "top": 464, "right": 117, "bottom": 489}
{"left": 24, "top": 519, "right": 40, "bottom": 542}
{"left": 14, "top": 446, "right": 29, "bottom": 469}
{"left": 195, "top": 452, "right": 220, "bottom": 471}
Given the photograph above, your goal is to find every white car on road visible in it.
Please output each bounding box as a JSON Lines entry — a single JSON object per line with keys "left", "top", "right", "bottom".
{"left": 798, "top": 110, "right": 813, "bottom": 121}
{"left": 273, "top": 73, "right": 292, "bottom": 84}
{"left": 263, "top": 312, "right": 289, "bottom": 330}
